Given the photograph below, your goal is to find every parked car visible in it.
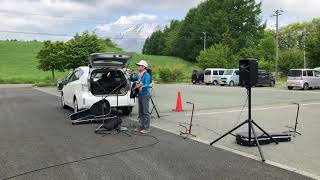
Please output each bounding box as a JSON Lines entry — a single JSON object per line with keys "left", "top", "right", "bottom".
{"left": 256, "top": 70, "right": 275, "bottom": 87}
{"left": 203, "top": 68, "right": 226, "bottom": 85}
{"left": 287, "top": 69, "right": 320, "bottom": 90}
{"left": 57, "top": 71, "right": 72, "bottom": 91}
{"left": 61, "top": 53, "right": 135, "bottom": 115}
{"left": 219, "top": 69, "right": 239, "bottom": 86}
{"left": 191, "top": 70, "right": 204, "bottom": 84}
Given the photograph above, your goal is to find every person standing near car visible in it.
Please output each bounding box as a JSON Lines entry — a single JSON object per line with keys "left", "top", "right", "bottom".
{"left": 129, "top": 60, "right": 151, "bottom": 134}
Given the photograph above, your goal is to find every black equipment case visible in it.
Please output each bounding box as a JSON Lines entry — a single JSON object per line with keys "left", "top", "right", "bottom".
{"left": 236, "top": 132, "right": 291, "bottom": 147}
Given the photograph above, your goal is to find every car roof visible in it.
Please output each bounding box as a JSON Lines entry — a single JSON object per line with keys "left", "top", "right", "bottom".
{"left": 205, "top": 68, "right": 226, "bottom": 70}
{"left": 289, "top": 69, "right": 315, "bottom": 71}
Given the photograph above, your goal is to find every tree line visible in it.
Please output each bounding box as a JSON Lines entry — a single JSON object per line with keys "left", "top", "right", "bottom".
{"left": 142, "top": 0, "right": 320, "bottom": 75}
{"left": 37, "top": 32, "right": 122, "bottom": 79}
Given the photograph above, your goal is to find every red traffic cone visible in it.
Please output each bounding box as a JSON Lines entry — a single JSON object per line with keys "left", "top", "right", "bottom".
{"left": 173, "top": 91, "right": 184, "bottom": 112}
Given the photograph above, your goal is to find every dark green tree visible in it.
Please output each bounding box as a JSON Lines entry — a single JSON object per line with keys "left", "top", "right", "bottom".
{"left": 64, "top": 32, "right": 107, "bottom": 70}
{"left": 196, "top": 43, "right": 238, "bottom": 69}
{"left": 176, "top": 0, "right": 265, "bottom": 62}
{"left": 37, "top": 41, "right": 66, "bottom": 79}
{"left": 306, "top": 27, "right": 320, "bottom": 68}
{"left": 279, "top": 49, "right": 304, "bottom": 75}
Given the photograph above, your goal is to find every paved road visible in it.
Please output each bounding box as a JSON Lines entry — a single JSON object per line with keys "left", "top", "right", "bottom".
{"left": 0, "top": 87, "right": 311, "bottom": 180}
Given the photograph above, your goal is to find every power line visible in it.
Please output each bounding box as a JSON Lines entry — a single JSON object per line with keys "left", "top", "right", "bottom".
{"left": 0, "top": 10, "right": 170, "bottom": 26}
{"left": 0, "top": 30, "right": 149, "bottom": 40}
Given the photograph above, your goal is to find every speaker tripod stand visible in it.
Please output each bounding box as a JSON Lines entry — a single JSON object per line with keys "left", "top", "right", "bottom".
{"left": 210, "top": 87, "right": 278, "bottom": 162}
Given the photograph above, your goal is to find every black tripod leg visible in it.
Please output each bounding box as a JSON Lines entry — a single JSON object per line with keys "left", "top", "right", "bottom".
{"left": 250, "top": 122, "right": 265, "bottom": 162}
{"left": 210, "top": 120, "right": 247, "bottom": 145}
{"left": 151, "top": 97, "right": 160, "bottom": 118}
{"left": 252, "top": 121, "right": 278, "bottom": 144}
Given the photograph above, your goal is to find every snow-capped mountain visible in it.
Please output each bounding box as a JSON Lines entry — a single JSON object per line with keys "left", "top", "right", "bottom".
{"left": 95, "top": 22, "right": 162, "bottom": 53}
{"left": 113, "top": 23, "right": 161, "bottom": 52}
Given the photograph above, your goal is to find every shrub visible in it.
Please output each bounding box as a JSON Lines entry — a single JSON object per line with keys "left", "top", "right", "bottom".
{"left": 158, "top": 65, "right": 185, "bottom": 82}
{"left": 159, "top": 67, "right": 171, "bottom": 82}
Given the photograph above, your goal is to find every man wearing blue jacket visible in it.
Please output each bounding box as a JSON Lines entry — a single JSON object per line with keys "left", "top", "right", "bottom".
{"left": 129, "top": 60, "right": 151, "bottom": 134}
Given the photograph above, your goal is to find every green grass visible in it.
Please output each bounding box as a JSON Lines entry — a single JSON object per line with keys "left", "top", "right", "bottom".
{"left": 0, "top": 41, "right": 67, "bottom": 84}
{"left": 0, "top": 41, "right": 198, "bottom": 85}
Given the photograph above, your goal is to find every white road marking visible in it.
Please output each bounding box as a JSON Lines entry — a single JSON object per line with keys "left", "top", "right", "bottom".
{"left": 149, "top": 122, "right": 320, "bottom": 180}
{"left": 35, "top": 88, "right": 320, "bottom": 179}
{"left": 180, "top": 84, "right": 320, "bottom": 94}
{"left": 186, "top": 102, "right": 320, "bottom": 116}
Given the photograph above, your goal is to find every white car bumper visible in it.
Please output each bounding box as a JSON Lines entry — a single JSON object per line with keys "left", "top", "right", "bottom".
{"left": 77, "top": 91, "right": 136, "bottom": 110}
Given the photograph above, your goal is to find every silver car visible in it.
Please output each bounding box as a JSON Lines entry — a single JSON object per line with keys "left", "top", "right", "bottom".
{"left": 287, "top": 69, "right": 320, "bottom": 90}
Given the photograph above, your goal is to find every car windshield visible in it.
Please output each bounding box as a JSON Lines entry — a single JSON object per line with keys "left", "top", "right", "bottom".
{"left": 288, "top": 70, "right": 302, "bottom": 77}
{"left": 224, "top": 70, "right": 234, "bottom": 75}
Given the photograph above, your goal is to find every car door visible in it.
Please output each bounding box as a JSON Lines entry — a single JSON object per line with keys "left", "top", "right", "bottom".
{"left": 314, "top": 70, "right": 320, "bottom": 87}
{"left": 307, "top": 70, "right": 315, "bottom": 87}
{"left": 234, "top": 70, "right": 240, "bottom": 84}
{"left": 63, "top": 70, "right": 81, "bottom": 105}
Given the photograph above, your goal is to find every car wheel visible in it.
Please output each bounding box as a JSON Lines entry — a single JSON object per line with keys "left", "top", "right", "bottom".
{"left": 122, "top": 106, "right": 133, "bottom": 115}
{"left": 229, "top": 81, "right": 235, "bottom": 87}
{"left": 270, "top": 81, "right": 275, "bottom": 87}
{"left": 288, "top": 86, "right": 293, "bottom": 90}
{"left": 192, "top": 80, "right": 197, "bottom": 84}
{"left": 73, "top": 98, "right": 79, "bottom": 113}
{"left": 61, "top": 93, "right": 68, "bottom": 109}
{"left": 213, "top": 81, "right": 218, "bottom": 86}
{"left": 303, "top": 83, "right": 309, "bottom": 90}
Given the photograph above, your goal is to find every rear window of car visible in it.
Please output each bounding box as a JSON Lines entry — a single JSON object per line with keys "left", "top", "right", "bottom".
{"left": 205, "top": 70, "right": 211, "bottom": 75}
{"left": 213, "top": 71, "right": 218, "bottom": 75}
{"left": 288, "top": 70, "right": 302, "bottom": 77}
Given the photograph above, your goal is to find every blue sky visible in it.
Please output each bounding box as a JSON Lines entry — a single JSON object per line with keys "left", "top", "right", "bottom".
{"left": 0, "top": 0, "right": 319, "bottom": 41}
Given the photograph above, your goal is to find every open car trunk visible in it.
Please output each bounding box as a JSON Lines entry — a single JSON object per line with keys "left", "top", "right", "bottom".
{"left": 90, "top": 69, "right": 129, "bottom": 96}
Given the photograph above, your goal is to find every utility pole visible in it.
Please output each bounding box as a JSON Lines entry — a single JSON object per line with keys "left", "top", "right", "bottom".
{"left": 272, "top": 9, "right": 283, "bottom": 78}
{"left": 302, "top": 29, "right": 309, "bottom": 69}
{"left": 202, "top": 32, "right": 207, "bottom": 51}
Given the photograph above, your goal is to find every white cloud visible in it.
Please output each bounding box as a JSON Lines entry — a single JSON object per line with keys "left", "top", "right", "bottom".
{"left": 258, "top": 0, "right": 320, "bottom": 27}
{"left": 95, "top": 13, "right": 160, "bottom": 35}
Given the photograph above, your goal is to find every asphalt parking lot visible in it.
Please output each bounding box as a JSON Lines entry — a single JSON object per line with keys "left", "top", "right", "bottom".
{"left": 0, "top": 85, "right": 314, "bottom": 180}
{"left": 145, "top": 84, "right": 320, "bottom": 178}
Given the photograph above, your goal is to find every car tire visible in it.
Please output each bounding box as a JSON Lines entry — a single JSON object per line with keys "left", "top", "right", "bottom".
{"left": 61, "top": 93, "right": 68, "bottom": 109}
{"left": 288, "top": 86, "right": 293, "bottom": 90}
{"left": 303, "top": 83, "right": 309, "bottom": 90}
{"left": 229, "top": 81, "right": 235, "bottom": 86}
{"left": 122, "top": 106, "right": 133, "bottom": 115}
{"left": 73, "top": 98, "right": 79, "bottom": 113}
{"left": 213, "top": 81, "right": 218, "bottom": 86}
{"left": 270, "top": 81, "right": 275, "bottom": 87}
{"left": 192, "top": 80, "right": 197, "bottom": 84}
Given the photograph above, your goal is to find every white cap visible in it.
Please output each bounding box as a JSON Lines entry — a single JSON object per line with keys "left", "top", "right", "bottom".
{"left": 136, "top": 60, "right": 148, "bottom": 68}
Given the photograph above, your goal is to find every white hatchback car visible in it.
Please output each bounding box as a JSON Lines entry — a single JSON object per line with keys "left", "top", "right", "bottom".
{"left": 61, "top": 53, "right": 135, "bottom": 115}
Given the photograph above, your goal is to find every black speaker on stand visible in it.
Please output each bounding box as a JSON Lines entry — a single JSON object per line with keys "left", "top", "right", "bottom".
{"left": 210, "top": 58, "right": 278, "bottom": 162}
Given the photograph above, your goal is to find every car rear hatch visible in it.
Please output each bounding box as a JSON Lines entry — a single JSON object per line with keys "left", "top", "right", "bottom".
{"left": 89, "top": 53, "right": 131, "bottom": 68}
{"left": 288, "top": 70, "right": 302, "bottom": 80}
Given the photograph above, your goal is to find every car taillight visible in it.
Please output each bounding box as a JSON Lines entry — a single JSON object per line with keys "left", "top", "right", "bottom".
{"left": 81, "top": 84, "right": 89, "bottom": 91}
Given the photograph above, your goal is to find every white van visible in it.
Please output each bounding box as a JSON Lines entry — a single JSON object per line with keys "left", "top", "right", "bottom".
{"left": 204, "top": 68, "right": 226, "bottom": 85}
{"left": 219, "top": 69, "right": 239, "bottom": 86}
{"left": 287, "top": 69, "right": 320, "bottom": 90}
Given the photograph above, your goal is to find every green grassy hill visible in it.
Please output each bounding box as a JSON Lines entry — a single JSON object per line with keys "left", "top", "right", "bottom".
{"left": 0, "top": 41, "right": 198, "bottom": 84}
{"left": 0, "top": 41, "right": 66, "bottom": 84}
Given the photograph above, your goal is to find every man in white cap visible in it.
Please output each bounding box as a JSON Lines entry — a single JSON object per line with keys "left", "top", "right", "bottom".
{"left": 129, "top": 60, "right": 151, "bottom": 134}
